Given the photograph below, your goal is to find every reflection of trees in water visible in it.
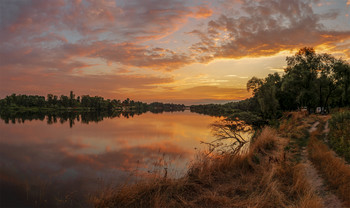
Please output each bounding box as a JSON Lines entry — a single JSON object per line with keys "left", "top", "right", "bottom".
{"left": 0, "top": 109, "right": 184, "bottom": 127}
{"left": 0, "top": 111, "right": 136, "bottom": 127}
{"left": 203, "top": 119, "right": 253, "bottom": 155}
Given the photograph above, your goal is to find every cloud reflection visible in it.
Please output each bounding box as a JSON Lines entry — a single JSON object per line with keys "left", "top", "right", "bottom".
{"left": 0, "top": 112, "right": 218, "bottom": 207}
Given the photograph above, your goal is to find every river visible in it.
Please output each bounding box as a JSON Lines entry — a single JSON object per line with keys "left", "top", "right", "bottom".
{"left": 0, "top": 110, "right": 228, "bottom": 207}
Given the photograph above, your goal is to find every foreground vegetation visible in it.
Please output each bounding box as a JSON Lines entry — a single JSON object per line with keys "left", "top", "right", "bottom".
{"left": 328, "top": 110, "right": 350, "bottom": 162}
{"left": 92, "top": 110, "right": 350, "bottom": 208}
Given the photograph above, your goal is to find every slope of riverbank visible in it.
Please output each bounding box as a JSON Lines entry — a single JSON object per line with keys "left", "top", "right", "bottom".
{"left": 92, "top": 110, "right": 350, "bottom": 208}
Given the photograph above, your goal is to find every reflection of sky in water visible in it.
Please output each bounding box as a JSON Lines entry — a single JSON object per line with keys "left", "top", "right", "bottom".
{"left": 0, "top": 111, "right": 223, "bottom": 207}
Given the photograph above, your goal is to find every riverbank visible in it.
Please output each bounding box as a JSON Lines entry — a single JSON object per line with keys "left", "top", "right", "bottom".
{"left": 92, "top": 111, "right": 350, "bottom": 208}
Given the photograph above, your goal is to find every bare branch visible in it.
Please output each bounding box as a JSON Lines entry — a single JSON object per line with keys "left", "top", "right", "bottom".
{"left": 204, "top": 119, "right": 252, "bottom": 155}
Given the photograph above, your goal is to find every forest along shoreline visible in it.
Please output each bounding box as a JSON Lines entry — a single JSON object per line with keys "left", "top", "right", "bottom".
{"left": 0, "top": 94, "right": 187, "bottom": 127}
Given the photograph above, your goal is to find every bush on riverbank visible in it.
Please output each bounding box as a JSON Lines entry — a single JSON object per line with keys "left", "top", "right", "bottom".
{"left": 328, "top": 110, "right": 350, "bottom": 162}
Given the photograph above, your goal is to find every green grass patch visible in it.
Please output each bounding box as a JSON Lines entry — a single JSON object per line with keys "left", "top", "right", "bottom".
{"left": 328, "top": 111, "right": 350, "bottom": 162}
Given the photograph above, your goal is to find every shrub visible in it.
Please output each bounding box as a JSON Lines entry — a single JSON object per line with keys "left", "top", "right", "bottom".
{"left": 328, "top": 111, "right": 350, "bottom": 162}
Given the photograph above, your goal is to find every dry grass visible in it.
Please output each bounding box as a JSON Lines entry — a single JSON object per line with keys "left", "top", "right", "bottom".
{"left": 277, "top": 163, "right": 323, "bottom": 208}
{"left": 278, "top": 111, "right": 311, "bottom": 140}
{"left": 308, "top": 134, "right": 350, "bottom": 207}
{"left": 92, "top": 127, "right": 322, "bottom": 208}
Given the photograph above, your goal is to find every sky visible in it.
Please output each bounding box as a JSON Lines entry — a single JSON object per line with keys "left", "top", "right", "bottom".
{"left": 0, "top": 0, "right": 350, "bottom": 105}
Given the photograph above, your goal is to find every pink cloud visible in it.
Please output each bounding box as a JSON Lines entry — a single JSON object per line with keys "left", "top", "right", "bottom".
{"left": 0, "top": 0, "right": 207, "bottom": 75}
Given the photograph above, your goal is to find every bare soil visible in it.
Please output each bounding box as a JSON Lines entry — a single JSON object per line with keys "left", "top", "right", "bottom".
{"left": 303, "top": 122, "right": 343, "bottom": 208}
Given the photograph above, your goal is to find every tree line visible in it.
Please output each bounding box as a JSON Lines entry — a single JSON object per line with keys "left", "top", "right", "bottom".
{"left": 191, "top": 47, "right": 350, "bottom": 120}
{"left": 0, "top": 91, "right": 186, "bottom": 113}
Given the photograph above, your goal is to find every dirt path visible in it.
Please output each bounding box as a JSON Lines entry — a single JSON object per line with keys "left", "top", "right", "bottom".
{"left": 302, "top": 121, "right": 343, "bottom": 208}
{"left": 308, "top": 121, "right": 320, "bottom": 133}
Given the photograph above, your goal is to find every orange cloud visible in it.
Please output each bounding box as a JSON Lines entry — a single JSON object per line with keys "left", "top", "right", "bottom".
{"left": 190, "top": 0, "right": 350, "bottom": 62}
{"left": 192, "top": 6, "right": 213, "bottom": 18}
{"left": 133, "top": 86, "right": 251, "bottom": 104}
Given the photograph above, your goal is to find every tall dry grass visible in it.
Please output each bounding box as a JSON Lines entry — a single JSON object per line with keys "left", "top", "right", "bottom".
{"left": 92, "top": 127, "right": 322, "bottom": 208}
{"left": 278, "top": 111, "right": 311, "bottom": 140}
{"left": 308, "top": 135, "right": 350, "bottom": 207}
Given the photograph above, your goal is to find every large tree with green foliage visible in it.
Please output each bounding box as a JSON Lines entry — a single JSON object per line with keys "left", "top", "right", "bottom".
{"left": 282, "top": 47, "right": 350, "bottom": 112}
{"left": 244, "top": 47, "right": 350, "bottom": 118}
{"left": 333, "top": 59, "right": 350, "bottom": 107}
{"left": 282, "top": 47, "right": 320, "bottom": 111}
{"left": 247, "top": 73, "right": 281, "bottom": 118}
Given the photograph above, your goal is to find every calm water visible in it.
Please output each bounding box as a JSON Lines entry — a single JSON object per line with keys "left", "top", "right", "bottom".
{"left": 0, "top": 111, "right": 222, "bottom": 207}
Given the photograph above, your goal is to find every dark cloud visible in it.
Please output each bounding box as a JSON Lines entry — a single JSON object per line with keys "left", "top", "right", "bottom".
{"left": 190, "top": 0, "right": 350, "bottom": 62}
{"left": 0, "top": 0, "right": 208, "bottom": 74}
{"left": 94, "top": 43, "right": 194, "bottom": 71}
{"left": 0, "top": 0, "right": 210, "bottom": 43}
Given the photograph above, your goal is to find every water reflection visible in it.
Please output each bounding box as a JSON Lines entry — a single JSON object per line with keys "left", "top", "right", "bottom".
{"left": 0, "top": 111, "right": 219, "bottom": 207}
{"left": 0, "top": 109, "right": 185, "bottom": 128}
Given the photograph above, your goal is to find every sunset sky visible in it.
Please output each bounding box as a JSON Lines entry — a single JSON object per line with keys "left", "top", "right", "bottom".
{"left": 1, "top": 0, "right": 350, "bottom": 104}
